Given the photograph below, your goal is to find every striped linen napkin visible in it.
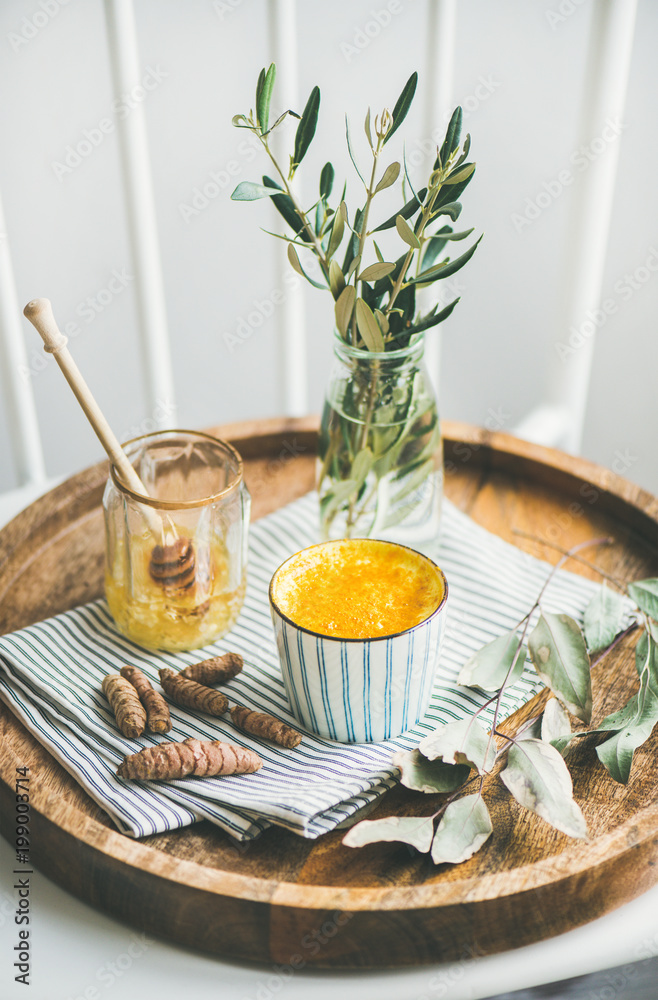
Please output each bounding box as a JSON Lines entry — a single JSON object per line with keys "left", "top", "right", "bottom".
{"left": 0, "top": 492, "right": 613, "bottom": 842}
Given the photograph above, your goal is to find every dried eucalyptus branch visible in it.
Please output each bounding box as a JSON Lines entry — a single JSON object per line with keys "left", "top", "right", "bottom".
{"left": 344, "top": 546, "right": 658, "bottom": 867}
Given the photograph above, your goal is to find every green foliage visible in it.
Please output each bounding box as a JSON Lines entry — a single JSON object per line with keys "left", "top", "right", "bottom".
{"left": 231, "top": 64, "right": 481, "bottom": 350}
{"left": 343, "top": 544, "right": 658, "bottom": 867}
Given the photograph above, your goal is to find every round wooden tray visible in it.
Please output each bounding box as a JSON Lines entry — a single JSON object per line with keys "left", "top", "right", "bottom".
{"left": 1, "top": 418, "right": 657, "bottom": 969}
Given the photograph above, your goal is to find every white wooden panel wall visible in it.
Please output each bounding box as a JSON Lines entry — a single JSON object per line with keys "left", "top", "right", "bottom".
{"left": 0, "top": 0, "right": 656, "bottom": 523}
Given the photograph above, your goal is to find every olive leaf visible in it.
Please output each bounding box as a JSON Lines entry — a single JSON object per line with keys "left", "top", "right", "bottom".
{"left": 287, "top": 244, "right": 326, "bottom": 289}
{"left": 431, "top": 795, "right": 493, "bottom": 865}
{"left": 350, "top": 447, "right": 373, "bottom": 484}
{"left": 329, "top": 260, "right": 345, "bottom": 299}
{"left": 583, "top": 584, "right": 627, "bottom": 654}
{"left": 458, "top": 630, "right": 526, "bottom": 693}
{"left": 628, "top": 578, "right": 658, "bottom": 620}
{"left": 528, "top": 612, "right": 592, "bottom": 723}
{"left": 345, "top": 115, "right": 366, "bottom": 186}
{"left": 343, "top": 815, "right": 434, "bottom": 853}
{"left": 373, "top": 189, "right": 427, "bottom": 233}
{"left": 443, "top": 162, "right": 476, "bottom": 185}
{"left": 500, "top": 738, "right": 588, "bottom": 839}
{"left": 256, "top": 63, "right": 276, "bottom": 132}
{"left": 409, "top": 234, "right": 483, "bottom": 286}
{"left": 395, "top": 214, "right": 420, "bottom": 249}
{"left": 374, "top": 162, "right": 401, "bottom": 194}
{"left": 383, "top": 71, "right": 418, "bottom": 145}
{"left": 290, "top": 86, "right": 320, "bottom": 177}
{"left": 392, "top": 748, "right": 470, "bottom": 793}
{"left": 327, "top": 207, "right": 345, "bottom": 260}
{"left": 437, "top": 106, "right": 462, "bottom": 166}
{"left": 541, "top": 697, "right": 572, "bottom": 744}
{"left": 319, "top": 161, "right": 334, "bottom": 200}
{"left": 419, "top": 717, "right": 495, "bottom": 774}
{"left": 403, "top": 298, "right": 460, "bottom": 337}
{"left": 359, "top": 262, "right": 396, "bottom": 282}
{"left": 355, "top": 298, "right": 385, "bottom": 351}
{"left": 334, "top": 285, "right": 356, "bottom": 338}
{"left": 231, "top": 181, "right": 277, "bottom": 201}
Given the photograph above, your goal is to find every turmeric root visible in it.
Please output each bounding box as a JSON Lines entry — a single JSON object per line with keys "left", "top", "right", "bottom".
{"left": 159, "top": 667, "right": 229, "bottom": 716}
{"left": 120, "top": 665, "right": 171, "bottom": 734}
{"left": 180, "top": 652, "right": 243, "bottom": 686}
{"left": 102, "top": 673, "right": 147, "bottom": 738}
{"left": 231, "top": 705, "right": 302, "bottom": 748}
{"left": 117, "top": 737, "right": 262, "bottom": 780}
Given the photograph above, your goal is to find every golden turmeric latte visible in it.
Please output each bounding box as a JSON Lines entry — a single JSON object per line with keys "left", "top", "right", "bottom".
{"left": 271, "top": 539, "right": 445, "bottom": 639}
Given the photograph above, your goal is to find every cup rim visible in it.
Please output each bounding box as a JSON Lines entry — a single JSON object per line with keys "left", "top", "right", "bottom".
{"left": 109, "top": 428, "right": 245, "bottom": 510}
{"left": 269, "top": 537, "right": 449, "bottom": 643}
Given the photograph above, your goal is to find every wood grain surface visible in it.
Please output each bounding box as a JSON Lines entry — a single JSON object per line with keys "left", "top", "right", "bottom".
{"left": 1, "top": 417, "right": 658, "bottom": 969}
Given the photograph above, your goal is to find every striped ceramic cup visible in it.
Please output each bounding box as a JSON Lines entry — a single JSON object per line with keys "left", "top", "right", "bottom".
{"left": 268, "top": 539, "right": 448, "bottom": 743}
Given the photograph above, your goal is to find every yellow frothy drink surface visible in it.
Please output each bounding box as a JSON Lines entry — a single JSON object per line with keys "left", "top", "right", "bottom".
{"left": 271, "top": 539, "right": 445, "bottom": 639}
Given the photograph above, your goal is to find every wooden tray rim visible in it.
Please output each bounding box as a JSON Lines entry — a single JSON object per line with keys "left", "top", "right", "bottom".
{"left": 1, "top": 418, "right": 657, "bottom": 914}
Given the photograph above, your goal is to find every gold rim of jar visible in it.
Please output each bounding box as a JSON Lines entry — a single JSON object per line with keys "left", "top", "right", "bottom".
{"left": 109, "top": 429, "right": 245, "bottom": 510}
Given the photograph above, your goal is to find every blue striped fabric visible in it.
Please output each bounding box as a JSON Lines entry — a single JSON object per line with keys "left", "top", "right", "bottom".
{"left": 0, "top": 493, "right": 631, "bottom": 842}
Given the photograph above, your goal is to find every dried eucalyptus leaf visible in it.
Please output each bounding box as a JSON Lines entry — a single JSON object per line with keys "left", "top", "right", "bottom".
{"left": 583, "top": 584, "right": 627, "bottom": 654}
{"left": 383, "top": 71, "right": 418, "bottom": 145}
{"left": 419, "top": 717, "right": 495, "bottom": 774}
{"left": 355, "top": 298, "right": 385, "bottom": 352}
{"left": 430, "top": 795, "right": 493, "bottom": 865}
{"left": 334, "top": 285, "right": 356, "bottom": 337}
{"left": 231, "top": 181, "right": 277, "bottom": 201}
{"left": 343, "top": 814, "right": 434, "bottom": 852}
{"left": 528, "top": 612, "right": 592, "bottom": 723}
{"left": 458, "top": 630, "right": 526, "bottom": 693}
{"left": 291, "top": 85, "right": 320, "bottom": 175}
{"left": 500, "top": 739, "right": 588, "bottom": 839}
{"left": 541, "top": 698, "right": 572, "bottom": 744}
{"left": 374, "top": 162, "right": 401, "bottom": 194}
{"left": 392, "top": 749, "right": 470, "bottom": 794}
{"left": 395, "top": 214, "right": 421, "bottom": 249}
{"left": 360, "top": 262, "right": 396, "bottom": 282}
{"left": 595, "top": 668, "right": 658, "bottom": 783}
{"left": 628, "top": 579, "right": 658, "bottom": 620}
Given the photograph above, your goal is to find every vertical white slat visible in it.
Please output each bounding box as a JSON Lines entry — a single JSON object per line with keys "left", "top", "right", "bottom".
{"left": 0, "top": 189, "right": 46, "bottom": 487}
{"left": 269, "top": 0, "right": 308, "bottom": 417}
{"left": 420, "top": 0, "right": 456, "bottom": 394}
{"left": 515, "top": 0, "right": 637, "bottom": 453}
{"left": 103, "top": 0, "right": 177, "bottom": 425}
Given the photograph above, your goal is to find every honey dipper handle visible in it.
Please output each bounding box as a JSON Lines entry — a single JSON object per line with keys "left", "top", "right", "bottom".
{"left": 23, "top": 298, "right": 162, "bottom": 534}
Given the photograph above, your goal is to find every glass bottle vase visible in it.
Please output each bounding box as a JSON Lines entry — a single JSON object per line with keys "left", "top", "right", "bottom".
{"left": 317, "top": 333, "right": 443, "bottom": 552}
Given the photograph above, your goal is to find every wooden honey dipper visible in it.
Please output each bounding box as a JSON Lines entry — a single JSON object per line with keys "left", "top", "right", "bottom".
{"left": 23, "top": 298, "right": 196, "bottom": 595}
